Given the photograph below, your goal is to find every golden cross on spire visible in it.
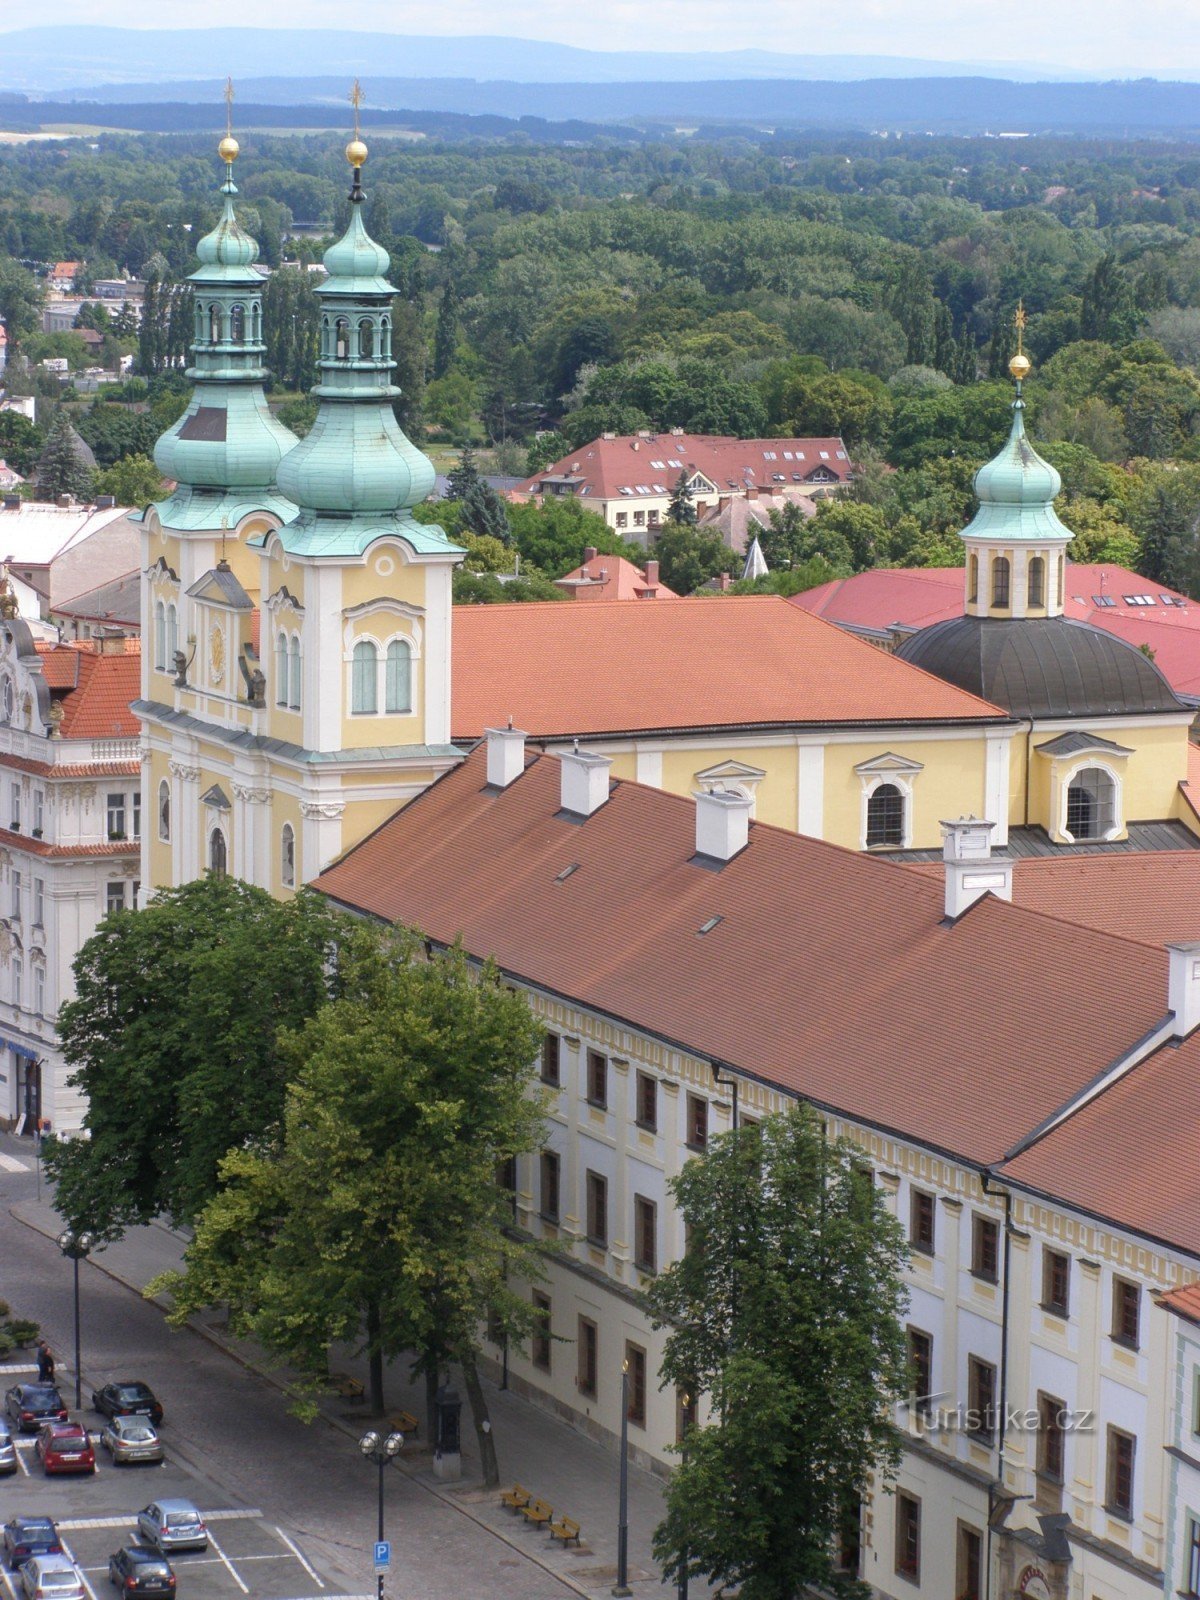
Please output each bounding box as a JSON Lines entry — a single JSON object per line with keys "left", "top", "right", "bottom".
{"left": 351, "top": 79, "right": 364, "bottom": 142}
{"left": 225, "top": 76, "right": 234, "bottom": 138}
{"left": 219, "top": 77, "right": 239, "bottom": 166}
{"left": 1009, "top": 299, "right": 1031, "bottom": 385}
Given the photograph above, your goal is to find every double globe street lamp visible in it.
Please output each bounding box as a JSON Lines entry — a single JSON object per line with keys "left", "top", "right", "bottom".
{"left": 359, "top": 1428, "right": 405, "bottom": 1600}
{"left": 55, "top": 1228, "right": 93, "bottom": 1411}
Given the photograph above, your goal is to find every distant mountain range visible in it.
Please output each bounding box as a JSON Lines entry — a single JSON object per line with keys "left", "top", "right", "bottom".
{"left": 0, "top": 26, "right": 1134, "bottom": 96}
{"left": 5, "top": 78, "right": 1200, "bottom": 140}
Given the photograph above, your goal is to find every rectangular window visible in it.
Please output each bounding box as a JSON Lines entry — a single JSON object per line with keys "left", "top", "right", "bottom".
{"left": 625, "top": 1342, "right": 647, "bottom": 1428}
{"left": 1187, "top": 1515, "right": 1200, "bottom": 1597}
{"left": 586, "top": 1049, "right": 607, "bottom": 1109}
{"left": 1037, "top": 1393, "right": 1065, "bottom": 1482}
{"left": 10, "top": 868, "right": 19, "bottom": 919}
{"left": 1113, "top": 1278, "right": 1140, "bottom": 1348}
{"left": 635, "top": 1071, "right": 657, "bottom": 1132}
{"left": 908, "top": 1327, "right": 933, "bottom": 1415}
{"left": 578, "top": 1317, "right": 598, "bottom": 1398}
{"left": 615, "top": 512, "right": 627, "bottom": 529}
{"left": 895, "top": 1491, "right": 920, "bottom": 1582}
{"left": 910, "top": 1189, "right": 935, "bottom": 1255}
{"left": 967, "top": 1356, "right": 997, "bottom": 1443}
{"left": 586, "top": 1170, "right": 608, "bottom": 1246}
{"left": 132, "top": 790, "right": 141, "bottom": 840}
{"left": 531, "top": 1292, "right": 551, "bottom": 1372}
{"left": 956, "top": 1524, "right": 982, "bottom": 1600}
{"left": 539, "top": 1149, "right": 560, "bottom": 1223}
{"left": 686, "top": 1093, "right": 708, "bottom": 1152}
{"left": 32, "top": 788, "right": 42, "bottom": 835}
{"left": 972, "top": 1215, "right": 999, "bottom": 1282}
{"left": 1106, "top": 1426, "right": 1135, "bottom": 1518}
{"left": 1042, "top": 1248, "right": 1070, "bottom": 1317}
{"left": 33, "top": 964, "right": 44, "bottom": 1019}
{"left": 32, "top": 877, "right": 44, "bottom": 927}
{"left": 106, "top": 792, "right": 126, "bottom": 837}
{"left": 9, "top": 782, "right": 18, "bottom": 829}
{"left": 11, "top": 955, "right": 21, "bottom": 1007}
{"left": 540, "top": 1033, "right": 560, "bottom": 1087}
{"left": 634, "top": 1195, "right": 656, "bottom": 1274}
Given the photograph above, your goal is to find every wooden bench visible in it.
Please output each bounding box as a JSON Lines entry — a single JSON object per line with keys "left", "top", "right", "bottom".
{"left": 522, "top": 1498, "right": 554, "bottom": 1529}
{"left": 389, "top": 1410, "right": 419, "bottom": 1439}
{"left": 548, "top": 1515, "right": 581, "bottom": 1548}
{"left": 499, "top": 1483, "right": 530, "bottom": 1513}
{"left": 330, "top": 1373, "right": 364, "bottom": 1402}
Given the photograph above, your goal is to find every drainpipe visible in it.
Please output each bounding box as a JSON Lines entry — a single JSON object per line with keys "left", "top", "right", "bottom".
{"left": 980, "top": 1171, "right": 1014, "bottom": 1600}
{"left": 711, "top": 1064, "right": 739, "bottom": 1130}
{"left": 1022, "top": 717, "right": 1035, "bottom": 829}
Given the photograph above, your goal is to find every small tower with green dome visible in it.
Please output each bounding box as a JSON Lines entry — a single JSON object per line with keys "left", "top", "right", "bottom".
{"left": 961, "top": 305, "right": 1073, "bottom": 621}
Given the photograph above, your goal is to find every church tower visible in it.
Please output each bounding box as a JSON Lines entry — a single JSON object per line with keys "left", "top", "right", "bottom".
{"left": 960, "top": 310, "right": 1073, "bottom": 621}
{"left": 141, "top": 97, "right": 463, "bottom": 897}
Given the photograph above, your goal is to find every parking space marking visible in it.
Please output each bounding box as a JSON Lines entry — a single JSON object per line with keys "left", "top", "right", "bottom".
{"left": 0, "top": 1362, "right": 38, "bottom": 1373}
{"left": 205, "top": 1528, "right": 249, "bottom": 1595}
{"left": 12, "top": 1439, "right": 29, "bottom": 1475}
{"left": 0, "top": 1567, "right": 18, "bottom": 1600}
{"left": 58, "top": 1510, "right": 261, "bottom": 1531}
{"left": 59, "top": 1538, "right": 100, "bottom": 1600}
{"left": 0, "top": 1152, "right": 29, "bottom": 1172}
{"left": 274, "top": 1527, "right": 325, "bottom": 1589}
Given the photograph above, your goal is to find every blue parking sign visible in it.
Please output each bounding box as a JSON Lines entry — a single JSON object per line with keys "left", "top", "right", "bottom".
{"left": 374, "top": 1542, "right": 391, "bottom": 1572}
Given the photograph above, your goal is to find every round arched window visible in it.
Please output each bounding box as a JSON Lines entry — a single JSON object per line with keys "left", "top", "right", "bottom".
{"left": 1066, "top": 768, "right": 1116, "bottom": 841}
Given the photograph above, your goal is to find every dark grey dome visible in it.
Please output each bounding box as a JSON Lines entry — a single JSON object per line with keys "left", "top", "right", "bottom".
{"left": 896, "top": 615, "right": 1184, "bottom": 719}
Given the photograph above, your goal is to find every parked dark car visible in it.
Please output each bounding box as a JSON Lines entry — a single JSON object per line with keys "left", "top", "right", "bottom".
{"left": 2, "top": 1518, "right": 63, "bottom": 1571}
{"left": 4, "top": 1386, "right": 69, "bottom": 1433}
{"left": 90, "top": 1383, "right": 163, "bottom": 1427}
{"left": 107, "top": 1547, "right": 175, "bottom": 1596}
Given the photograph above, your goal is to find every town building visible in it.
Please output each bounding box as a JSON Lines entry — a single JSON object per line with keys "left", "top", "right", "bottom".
{"left": 515, "top": 432, "right": 852, "bottom": 541}
{"left": 0, "top": 620, "right": 140, "bottom": 1133}
{"left": 138, "top": 134, "right": 463, "bottom": 900}
{"left": 553, "top": 547, "right": 677, "bottom": 601}
{"left": 795, "top": 561, "right": 1200, "bottom": 703}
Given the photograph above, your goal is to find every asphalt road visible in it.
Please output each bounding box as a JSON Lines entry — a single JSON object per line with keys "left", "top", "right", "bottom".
{"left": 0, "top": 1143, "right": 583, "bottom": 1600}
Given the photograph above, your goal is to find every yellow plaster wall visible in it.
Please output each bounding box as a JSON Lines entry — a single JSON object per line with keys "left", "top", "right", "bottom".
{"left": 270, "top": 787, "right": 303, "bottom": 898}
{"left": 655, "top": 744, "right": 799, "bottom": 830}
{"left": 822, "top": 735, "right": 988, "bottom": 851}
{"left": 341, "top": 552, "right": 430, "bottom": 613}
{"left": 144, "top": 748, "right": 173, "bottom": 888}
{"left": 1013, "top": 719, "right": 1190, "bottom": 835}
{"left": 263, "top": 553, "right": 306, "bottom": 609}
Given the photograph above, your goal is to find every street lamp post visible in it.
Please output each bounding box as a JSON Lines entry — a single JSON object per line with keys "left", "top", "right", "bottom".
{"left": 677, "top": 1393, "right": 691, "bottom": 1600}
{"left": 55, "top": 1229, "right": 93, "bottom": 1411}
{"left": 613, "top": 1359, "right": 631, "bottom": 1598}
{"left": 359, "top": 1428, "right": 405, "bottom": 1600}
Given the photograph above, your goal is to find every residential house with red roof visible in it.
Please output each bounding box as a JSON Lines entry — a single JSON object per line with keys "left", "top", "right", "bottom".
{"left": 553, "top": 548, "right": 678, "bottom": 601}
{"left": 515, "top": 430, "right": 852, "bottom": 543}
{"left": 0, "top": 620, "right": 140, "bottom": 1133}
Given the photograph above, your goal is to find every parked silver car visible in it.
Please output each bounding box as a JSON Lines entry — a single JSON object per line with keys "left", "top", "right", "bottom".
{"left": 0, "top": 1424, "right": 16, "bottom": 1474}
{"left": 20, "top": 1557, "right": 86, "bottom": 1600}
{"left": 135, "top": 1503, "right": 207, "bottom": 1554}
{"left": 101, "top": 1415, "right": 164, "bottom": 1465}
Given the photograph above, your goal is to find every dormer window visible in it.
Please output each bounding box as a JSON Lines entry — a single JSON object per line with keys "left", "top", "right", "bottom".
{"left": 1066, "top": 767, "right": 1116, "bottom": 841}
{"left": 991, "top": 556, "right": 1010, "bottom": 609}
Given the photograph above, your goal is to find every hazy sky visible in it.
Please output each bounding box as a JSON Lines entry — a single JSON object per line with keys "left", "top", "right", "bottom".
{"left": 42, "top": 1, "right": 1199, "bottom": 75}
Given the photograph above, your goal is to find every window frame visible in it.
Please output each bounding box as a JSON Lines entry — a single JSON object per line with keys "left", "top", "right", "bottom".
{"left": 105, "top": 792, "right": 125, "bottom": 839}
{"left": 539, "top": 1148, "right": 560, "bottom": 1223}
{"left": 635, "top": 1070, "right": 658, "bottom": 1132}
{"left": 31, "top": 876, "right": 43, "bottom": 928}
{"left": 955, "top": 1523, "right": 982, "bottom": 1600}
{"left": 105, "top": 881, "right": 125, "bottom": 915}
{"left": 865, "top": 781, "right": 905, "bottom": 850}
{"left": 1037, "top": 1392, "right": 1065, "bottom": 1484}
{"left": 281, "top": 823, "right": 296, "bottom": 889}
{"left": 894, "top": 1491, "right": 920, "bottom": 1583}
{"left": 577, "top": 1316, "right": 598, "bottom": 1399}
{"left": 633, "top": 1194, "right": 657, "bottom": 1274}
{"left": 586, "top": 1048, "right": 607, "bottom": 1109}
{"left": 971, "top": 1214, "right": 999, "bottom": 1283}
{"left": 1187, "top": 1514, "right": 1200, "bottom": 1598}
{"left": 686, "top": 1092, "right": 709, "bottom": 1152}
{"left": 158, "top": 780, "right": 171, "bottom": 843}
{"left": 910, "top": 1189, "right": 935, "bottom": 1256}
{"left": 531, "top": 1291, "right": 552, "bottom": 1372}
{"left": 540, "top": 1033, "right": 560, "bottom": 1087}
{"left": 1041, "top": 1247, "right": 1071, "bottom": 1318}
{"left": 967, "top": 1355, "right": 997, "bottom": 1444}
{"left": 585, "top": 1169, "right": 608, "bottom": 1246}
{"left": 907, "top": 1326, "right": 933, "bottom": 1416}
{"left": 1106, "top": 1425, "right": 1135, "bottom": 1519}
{"left": 991, "top": 554, "right": 1011, "bottom": 609}
{"left": 384, "top": 638, "right": 412, "bottom": 714}
{"left": 351, "top": 639, "right": 379, "bottom": 715}
{"left": 625, "top": 1342, "right": 647, "bottom": 1428}
{"left": 1112, "top": 1277, "right": 1140, "bottom": 1349}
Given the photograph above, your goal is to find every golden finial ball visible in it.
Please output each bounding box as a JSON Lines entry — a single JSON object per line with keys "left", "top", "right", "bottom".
{"left": 218, "top": 135, "right": 240, "bottom": 163}
{"left": 346, "top": 138, "right": 368, "bottom": 168}
{"left": 1009, "top": 351, "right": 1031, "bottom": 382}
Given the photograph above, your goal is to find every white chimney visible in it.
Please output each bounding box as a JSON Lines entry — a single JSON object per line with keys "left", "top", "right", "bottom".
{"left": 485, "top": 725, "right": 526, "bottom": 789}
{"left": 1168, "top": 942, "right": 1200, "bottom": 1037}
{"left": 694, "top": 789, "right": 752, "bottom": 864}
{"left": 940, "top": 817, "right": 1012, "bottom": 919}
{"left": 559, "top": 746, "right": 612, "bottom": 818}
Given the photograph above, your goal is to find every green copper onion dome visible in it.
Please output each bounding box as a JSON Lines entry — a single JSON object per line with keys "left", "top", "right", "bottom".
{"left": 152, "top": 141, "right": 298, "bottom": 527}
{"left": 273, "top": 151, "right": 457, "bottom": 561}
{"left": 959, "top": 378, "right": 1073, "bottom": 546}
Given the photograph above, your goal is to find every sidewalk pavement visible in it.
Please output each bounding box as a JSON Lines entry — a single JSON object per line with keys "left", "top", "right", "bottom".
{"left": 13, "top": 1196, "right": 697, "bottom": 1600}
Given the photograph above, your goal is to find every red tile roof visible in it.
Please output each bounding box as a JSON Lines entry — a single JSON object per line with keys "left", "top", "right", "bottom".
{"left": 908, "top": 849, "right": 1200, "bottom": 947}
{"left": 517, "top": 433, "right": 852, "bottom": 501}
{"left": 555, "top": 554, "right": 679, "bottom": 601}
{"left": 34, "top": 640, "right": 141, "bottom": 740}
{"left": 450, "top": 596, "right": 1009, "bottom": 741}
{"left": 315, "top": 744, "right": 1166, "bottom": 1173}
{"left": 793, "top": 563, "right": 1200, "bottom": 699}
{"left": 0, "top": 823, "right": 138, "bottom": 860}
{"left": 1159, "top": 1282, "right": 1200, "bottom": 1323}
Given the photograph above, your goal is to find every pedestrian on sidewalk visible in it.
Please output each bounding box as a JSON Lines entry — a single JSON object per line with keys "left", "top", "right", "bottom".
{"left": 36, "top": 1340, "right": 54, "bottom": 1383}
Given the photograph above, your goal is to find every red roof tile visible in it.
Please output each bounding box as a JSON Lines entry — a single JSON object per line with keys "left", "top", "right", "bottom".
{"left": 450, "top": 596, "right": 1008, "bottom": 740}
{"left": 34, "top": 641, "right": 141, "bottom": 740}
{"left": 517, "top": 433, "right": 852, "bottom": 501}
{"left": 1159, "top": 1282, "right": 1200, "bottom": 1322}
{"left": 315, "top": 745, "right": 1166, "bottom": 1173}
{"left": 555, "top": 555, "right": 679, "bottom": 601}
{"left": 792, "top": 563, "right": 1200, "bottom": 699}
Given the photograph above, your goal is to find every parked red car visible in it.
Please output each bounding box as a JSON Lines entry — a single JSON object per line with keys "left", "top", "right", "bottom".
{"left": 34, "top": 1422, "right": 95, "bottom": 1476}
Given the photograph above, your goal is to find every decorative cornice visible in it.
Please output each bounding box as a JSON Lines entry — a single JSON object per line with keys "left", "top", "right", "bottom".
{"left": 299, "top": 800, "right": 345, "bottom": 820}
{"left": 232, "top": 783, "right": 271, "bottom": 804}
{"left": 168, "top": 760, "right": 201, "bottom": 783}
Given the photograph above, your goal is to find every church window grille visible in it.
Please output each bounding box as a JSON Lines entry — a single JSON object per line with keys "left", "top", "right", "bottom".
{"left": 866, "top": 783, "right": 904, "bottom": 849}
{"left": 275, "top": 632, "right": 288, "bottom": 707}
{"left": 158, "top": 780, "right": 171, "bottom": 843}
{"left": 385, "top": 639, "right": 411, "bottom": 713}
{"left": 288, "top": 636, "right": 301, "bottom": 711}
{"left": 1066, "top": 767, "right": 1115, "bottom": 841}
{"left": 991, "top": 555, "right": 1010, "bottom": 608}
{"left": 209, "top": 827, "right": 227, "bottom": 878}
{"left": 1028, "top": 554, "right": 1045, "bottom": 608}
{"left": 351, "top": 640, "right": 378, "bottom": 714}
{"left": 281, "top": 823, "right": 296, "bottom": 889}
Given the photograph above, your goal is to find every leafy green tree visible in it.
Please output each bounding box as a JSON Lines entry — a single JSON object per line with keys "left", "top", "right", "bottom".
{"left": 92, "top": 453, "right": 163, "bottom": 506}
{"left": 275, "top": 396, "right": 319, "bottom": 438}
{"left": 668, "top": 471, "right": 696, "bottom": 526}
{"left": 433, "top": 280, "right": 460, "bottom": 381}
{"left": 647, "top": 1105, "right": 909, "bottom": 1600}
{"left": 0, "top": 411, "right": 43, "bottom": 476}
{"left": 653, "top": 523, "right": 733, "bottom": 595}
{"left": 46, "top": 878, "right": 347, "bottom": 1239}
{"left": 525, "top": 432, "right": 565, "bottom": 474}
{"left": 36, "top": 412, "right": 93, "bottom": 503}
{"left": 506, "top": 496, "right": 627, "bottom": 577}
{"left": 446, "top": 445, "right": 480, "bottom": 501}
{"left": 0, "top": 260, "right": 43, "bottom": 362}
{"left": 460, "top": 476, "right": 512, "bottom": 544}
{"left": 452, "top": 570, "right": 567, "bottom": 604}
{"left": 154, "top": 934, "right": 548, "bottom": 1479}
{"left": 1081, "top": 252, "right": 1138, "bottom": 344}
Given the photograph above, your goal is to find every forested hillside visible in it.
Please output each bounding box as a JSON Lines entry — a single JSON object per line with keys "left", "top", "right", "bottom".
{"left": 5, "top": 127, "right": 1200, "bottom": 596}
